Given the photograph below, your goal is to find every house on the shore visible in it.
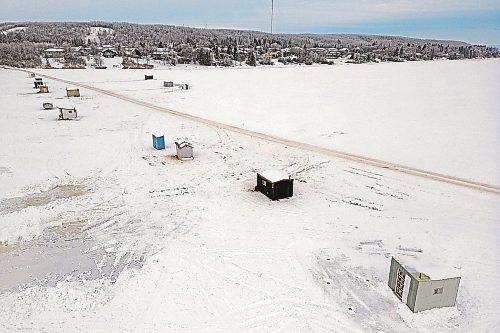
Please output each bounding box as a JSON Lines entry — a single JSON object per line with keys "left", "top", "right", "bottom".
{"left": 102, "top": 49, "right": 117, "bottom": 58}
{"left": 44, "top": 48, "right": 65, "bottom": 58}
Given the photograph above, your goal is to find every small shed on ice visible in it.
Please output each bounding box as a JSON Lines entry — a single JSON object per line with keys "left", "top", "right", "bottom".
{"left": 388, "top": 257, "right": 460, "bottom": 313}
{"left": 34, "top": 78, "right": 44, "bottom": 89}
{"left": 255, "top": 170, "right": 294, "bottom": 201}
{"left": 164, "top": 81, "right": 174, "bottom": 87}
{"left": 58, "top": 107, "right": 77, "bottom": 120}
{"left": 174, "top": 83, "right": 189, "bottom": 90}
{"left": 145, "top": 75, "right": 154, "bottom": 80}
{"left": 152, "top": 134, "right": 165, "bottom": 150}
{"left": 175, "top": 141, "right": 194, "bottom": 160}
{"left": 66, "top": 88, "right": 80, "bottom": 97}
{"left": 39, "top": 85, "right": 49, "bottom": 93}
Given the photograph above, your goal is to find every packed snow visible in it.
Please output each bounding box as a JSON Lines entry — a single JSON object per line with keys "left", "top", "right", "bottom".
{"left": 0, "top": 61, "right": 499, "bottom": 332}
{"left": 86, "top": 26, "right": 114, "bottom": 43}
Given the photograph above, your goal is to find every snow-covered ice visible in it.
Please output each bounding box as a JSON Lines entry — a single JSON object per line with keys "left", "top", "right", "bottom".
{"left": 0, "top": 60, "right": 499, "bottom": 332}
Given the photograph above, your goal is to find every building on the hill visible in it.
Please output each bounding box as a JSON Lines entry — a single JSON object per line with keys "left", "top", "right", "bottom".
{"left": 102, "top": 49, "right": 117, "bottom": 58}
{"left": 43, "top": 48, "right": 65, "bottom": 58}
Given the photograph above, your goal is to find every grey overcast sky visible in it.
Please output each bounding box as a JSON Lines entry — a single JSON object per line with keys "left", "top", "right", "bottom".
{"left": 1, "top": 0, "right": 499, "bottom": 45}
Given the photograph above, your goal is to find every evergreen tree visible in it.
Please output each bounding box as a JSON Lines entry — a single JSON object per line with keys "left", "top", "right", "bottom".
{"left": 248, "top": 51, "right": 257, "bottom": 66}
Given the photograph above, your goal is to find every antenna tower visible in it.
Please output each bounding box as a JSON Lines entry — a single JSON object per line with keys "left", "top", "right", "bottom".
{"left": 271, "top": 0, "right": 274, "bottom": 34}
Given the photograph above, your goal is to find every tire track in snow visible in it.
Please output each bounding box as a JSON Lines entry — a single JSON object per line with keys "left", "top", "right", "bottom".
{"left": 20, "top": 69, "right": 500, "bottom": 195}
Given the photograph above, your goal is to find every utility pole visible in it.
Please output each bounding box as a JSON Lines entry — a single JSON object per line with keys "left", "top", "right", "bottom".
{"left": 271, "top": 0, "right": 274, "bottom": 34}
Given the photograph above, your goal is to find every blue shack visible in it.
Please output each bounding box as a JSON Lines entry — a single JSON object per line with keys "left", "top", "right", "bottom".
{"left": 152, "top": 134, "right": 165, "bottom": 150}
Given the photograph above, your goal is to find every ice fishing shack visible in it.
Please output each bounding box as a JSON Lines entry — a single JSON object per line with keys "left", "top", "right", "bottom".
{"left": 66, "top": 88, "right": 80, "bottom": 97}
{"left": 388, "top": 257, "right": 461, "bottom": 313}
{"left": 255, "top": 170, "right": 294, "bottom": 201}
{"left": 58, "top": 107, "right": 78, "bottom": 120}
{"left": 39, "top": 85, "right": 49, "bottom": 93}
{"left": 152, "top": 134, "right": 165, "bottom": 150}
{"left": 34, "top": 78, "right": 44, "bottom": 89}
{"left": 175, "top": 141, "right": 194, "bottom": 160}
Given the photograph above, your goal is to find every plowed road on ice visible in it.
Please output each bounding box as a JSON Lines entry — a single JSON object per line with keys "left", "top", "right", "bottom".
{"left": 24, "top": 69, "right": 500, "bottom": 195}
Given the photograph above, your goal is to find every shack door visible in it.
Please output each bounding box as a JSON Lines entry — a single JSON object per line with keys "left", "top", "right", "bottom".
{"left": 402, "top": 274, "right": 411, "bottom": 303}
{"left": 395, "top": 268, "right": 405, "bottom": 299}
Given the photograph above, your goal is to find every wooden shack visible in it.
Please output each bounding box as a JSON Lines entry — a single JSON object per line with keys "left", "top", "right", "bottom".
{"left": 175, "top": 141, "right": 194, "bottom": 160}
{"left": 164, "top": 81, "right": 174, "bottom": 87}
{"left": 255, "top": 170, "right": 294, "bottom": 200}
{"left": 58, "top": 107, "right": 78, "bottom": 120}
{"left": 39, "top": 85, "right": 49, "bottom": 93}
{"left": 66, "top": 88, "right": 80, "bottom": 97}
{"left": 388, "top": 257, "right": 461, "bottom": 313}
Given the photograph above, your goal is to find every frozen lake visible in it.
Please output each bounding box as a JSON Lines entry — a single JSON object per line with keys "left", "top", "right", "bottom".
{"left": 38, "top": 59, "right": 500, "bottom": 187}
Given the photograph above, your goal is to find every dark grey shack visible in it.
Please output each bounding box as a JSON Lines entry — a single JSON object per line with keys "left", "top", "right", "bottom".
{"left": 255, "top": 170, "right": 293, "bottom": 201}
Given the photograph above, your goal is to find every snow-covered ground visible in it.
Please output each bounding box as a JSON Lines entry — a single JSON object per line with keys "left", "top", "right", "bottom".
{"left": 0, "top": 62, "right": 499, "bottom": 332}
{"left": 86, "top": 26, "right": 114, "bottom": 44}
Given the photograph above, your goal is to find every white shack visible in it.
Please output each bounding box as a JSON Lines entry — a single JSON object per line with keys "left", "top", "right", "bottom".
{"left": 175, "top": 141, "right": 194, "bottom": 160}
{"left": 58, "top": 107, "right": 78, "bottom": 120}
{"left": 388, "top": 257, "right": 460, "bottom": 313}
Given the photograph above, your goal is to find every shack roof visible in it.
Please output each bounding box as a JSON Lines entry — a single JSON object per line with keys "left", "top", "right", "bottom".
{"left": 259, "top": 170, "right": 290, "bottom": 183}
{"left": 393, "top": 256, "right": 460, "bottom": 280}
{"left": 175, "top": 141, "right": 193, "bottom": 149}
